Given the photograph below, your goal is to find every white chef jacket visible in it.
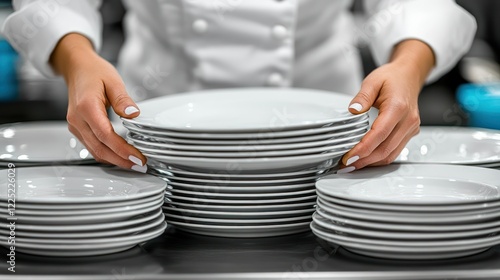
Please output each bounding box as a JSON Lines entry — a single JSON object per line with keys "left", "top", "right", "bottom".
{"left": 2, "top": 0, "right": 476, "bottom": 102}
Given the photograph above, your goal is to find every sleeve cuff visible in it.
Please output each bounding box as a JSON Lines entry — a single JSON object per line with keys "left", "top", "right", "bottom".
{"left": 367, "top": 0, "right": 477, "bottom": 83}
{"left": 2, "top": 1, "right": 102, "bottom": 77}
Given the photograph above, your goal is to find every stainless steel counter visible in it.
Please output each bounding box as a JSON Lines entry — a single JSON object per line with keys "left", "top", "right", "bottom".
{"left": 2, "top": 225, "right": 500, "bottom": 280}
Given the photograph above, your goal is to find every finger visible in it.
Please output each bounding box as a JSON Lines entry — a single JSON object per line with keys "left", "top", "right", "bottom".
{"left": 348, "top": 75, "right": 383, "bottom": 115}
{"left": 369, "top": 127, "right": 419, "bottom": 166}
{"left": 77, "top": 120, "right": 147, "bottom": 172}
{"left": 68, "top": 124, "right": 112, "bottom": 165}
{"left": 105, "top": 75, "right": 140, "bottom": 119}
{"left": 72, "top": 120, "right": 128, "bottom": 166}
{"left": 352, "top": 122, "right": 419, "bottom": 169}
{"left": 341, "top": 104, "right": 404, "bottom": 166}
{"left": 81, "top": 98, "right": 147, "bottom": 167}
{"left": 336, "top": 125, "right": 418, "bottom": 174}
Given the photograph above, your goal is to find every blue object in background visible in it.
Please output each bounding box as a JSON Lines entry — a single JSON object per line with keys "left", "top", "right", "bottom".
{"left": 0, "top": 38, "right": 18, "bottom": 101}
{"left": 457, "top": 83, "right": 500, "bottom": 130}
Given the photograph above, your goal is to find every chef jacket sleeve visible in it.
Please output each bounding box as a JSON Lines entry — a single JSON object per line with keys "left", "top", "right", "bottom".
{"left": 363, "top": 0, "right": 477, "bottom": 83}
{"left": 1, "top": 0, "right": 102, "bottom": 77}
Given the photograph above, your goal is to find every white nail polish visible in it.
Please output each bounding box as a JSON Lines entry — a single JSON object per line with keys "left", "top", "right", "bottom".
{"left": 349, "top": 103, "right": 363, "bottom": 112}
{"left": 337, "top": 166, "right": 355, "bottom": 174}
{"left": 129, "top": 155, "right": 143, "bottom": 166}
{"left": 131, "top": 164, "right": 147, "bottom": 173}
{"left": 124, "top": 106, "right": 139, "bottom": 115}
{"left": 346, "top": 155, "right": 359, "bottom": 166}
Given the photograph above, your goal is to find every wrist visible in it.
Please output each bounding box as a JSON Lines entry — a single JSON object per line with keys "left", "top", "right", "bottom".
{"left": 389, "top": 39, "right": 436, "bottom": 86}
{"left": 50, "top": 33, "right": 96, "bottom": 80}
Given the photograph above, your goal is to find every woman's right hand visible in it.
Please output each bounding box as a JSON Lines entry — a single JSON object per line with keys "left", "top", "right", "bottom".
{"left": 50, "top": 33, "right": 147, "bottom": 172}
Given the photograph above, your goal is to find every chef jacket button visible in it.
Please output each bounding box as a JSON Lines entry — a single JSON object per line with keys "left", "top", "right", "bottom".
{"left": 267, "top": 73, "right": 284, "bottom": 86}
{"left": 277, "top": 46, "right": 292, "bottom": 59}
{"left": 193, "top": 19, "right": 208, "bottom": 33}
{"left": 272, "top": 25, "right": 288, "bottom": 40}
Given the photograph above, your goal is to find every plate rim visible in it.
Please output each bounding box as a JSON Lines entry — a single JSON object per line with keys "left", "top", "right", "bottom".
{"left": 316, "top": 164, "right": 500, "bottom": 205}
{"left": 123, "top": 116, "right": 369, "bottom": 139}
{"left": 395, "top": 126, "right": 500, "bottom": 165}
{"left": 0, "top": 166, "right": 167, "bottom": 203}
{"left": 121, "top": 88, "right": 365, "bottom": 132}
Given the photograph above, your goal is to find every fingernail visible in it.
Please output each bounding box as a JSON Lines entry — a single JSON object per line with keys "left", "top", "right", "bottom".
{"left": 125, "top": 106, "right": 139, "bottom": 115}
{"left": 349, "top": 103, "right": 363, "bottom": 112}
{"left": 337, "top": 166, "right": 355, "bottom": 174}
{"left": 346, "top": 155, "right": 359, "bottom": 166}
{"left": 129, "top": 155, "right": 143, "bottom": 166}
{"left": 131, "top": 164, "right": 147, "bottom": 173}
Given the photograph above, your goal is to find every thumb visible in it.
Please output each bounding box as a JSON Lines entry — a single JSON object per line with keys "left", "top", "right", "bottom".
{"left": 105, "top": 79, "right": 140, "bottom": 119}
{"left": 348, "top": 78, "right": 382, "bottom": 115}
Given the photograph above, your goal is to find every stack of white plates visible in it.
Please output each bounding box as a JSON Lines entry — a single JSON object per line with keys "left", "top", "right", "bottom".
{"left": 123, "top": 88, "right": 369, "bottom": 237}
{"left": 396, "top": 126, "right": 500, "bottom": 169}
{"left": 312, "top": 164, "right": 500, "bottom": 260}
{"left": 0, "top": 166, "right": 167, "bottom": 257}
{"left": 149, "top": 163, "right": 326, "bottom": 238}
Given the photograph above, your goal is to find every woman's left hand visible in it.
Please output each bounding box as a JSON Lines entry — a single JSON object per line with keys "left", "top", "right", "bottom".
{"left": 339, "top": 39, "right": 435, "bottom": 173}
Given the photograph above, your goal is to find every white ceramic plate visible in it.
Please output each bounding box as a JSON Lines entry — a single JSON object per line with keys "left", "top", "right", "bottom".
{"left": 164, "top": 206, "right": 315, "bottom": 219}
{"left": 0, "top": 210, "right": 163, "bottom": 232}
{"left": 316, "top": 199, "right": 500, "bottom": 225}
{"left": 0, "top": 223, "right": 166, "bottom": 256}
{"left": 144, "top": 148, "right": 346, "bottom": 172}
{"left": 0, "top": 193, "right": 164, "bottom": 216}
{"left": 318, "top": 197, "right": 500, "bottom": 218}
{"left": 5, "top": 217, "right": 165, "bottom": 245}
{"left": 166, "top": 200, "right": 316, "bottom": 212}
{"left": 317, "top": 189, "right": 500, "bottom": 212}
{"left": 0, "top": 200, "right": 164, "bottom": 225}
{"left": 13, "top": 192, "right": 164, "bottom": 210}
{"left": 165, "top": 194, "right": 317, "bottom": 205}
{"left": 163, "top": 173, "right": 319, "bottom": 185}
{"left": 0, "top": 166, "right": 166, "bottom": 203}
{"left": 311, "top": 223, "right": 490, "bottom": 260}
{"left": 169, "top": 220, "right": 310, "bottom": 238}
{"left": 128, "top": 131, "right": 366, "bottom": 152}
{"left": 343, "top": 247, "right": 489, "bottom": 260}
{"left": 163, "top": 181, "right": 315, "bottom": 194}
{"left": 0, "top": 121, "right": 93, "bottom": 163}
{"left": 0, "top": 213, "right": 165, "bottom": 239}
{"left": 128, "top": 126, "right": 368, "bottom": 146}
{"left": 165, "top": 175, "right": 320, "bottom": 190}
{"left": 396, "top": 126, "right": 500, "bottom": 165}
{"left": 16, "top": 246, "right": 139, "bottom": 257}
{"left": 316, "top": 164, "right": 500, "bottom": 205}
{"left": 315, "top": 207, "right": 500, "bottom": 233}
{"left": 166, "top": 187, "right": 316, "bottom": 199}
{"left": 311, "top": 222, "right": 500, "bottom": 249}
{"left": 122, "top": 88, "right": 365, "bottom": 132}
{"left": 164, "top": 212, "right": 312, "bottom": 224}
{"left": 124, "top": 117, "right": 369, "bottom": 139}
{"left": 135, "top": 140, "right": 358, "bottom": 158}
{"left": 312, "top": 212, "right": 500, "bottom": 240}
{"left": 147, "top": 160, "right": 334, "bottom": 179}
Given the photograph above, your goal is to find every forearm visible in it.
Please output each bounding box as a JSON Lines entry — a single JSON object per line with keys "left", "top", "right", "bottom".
{"left": 49, "top": 33, "right": 97, "bottom": 81}
{"left": 389, "top": 39, "right": 436, "bottom": 86}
